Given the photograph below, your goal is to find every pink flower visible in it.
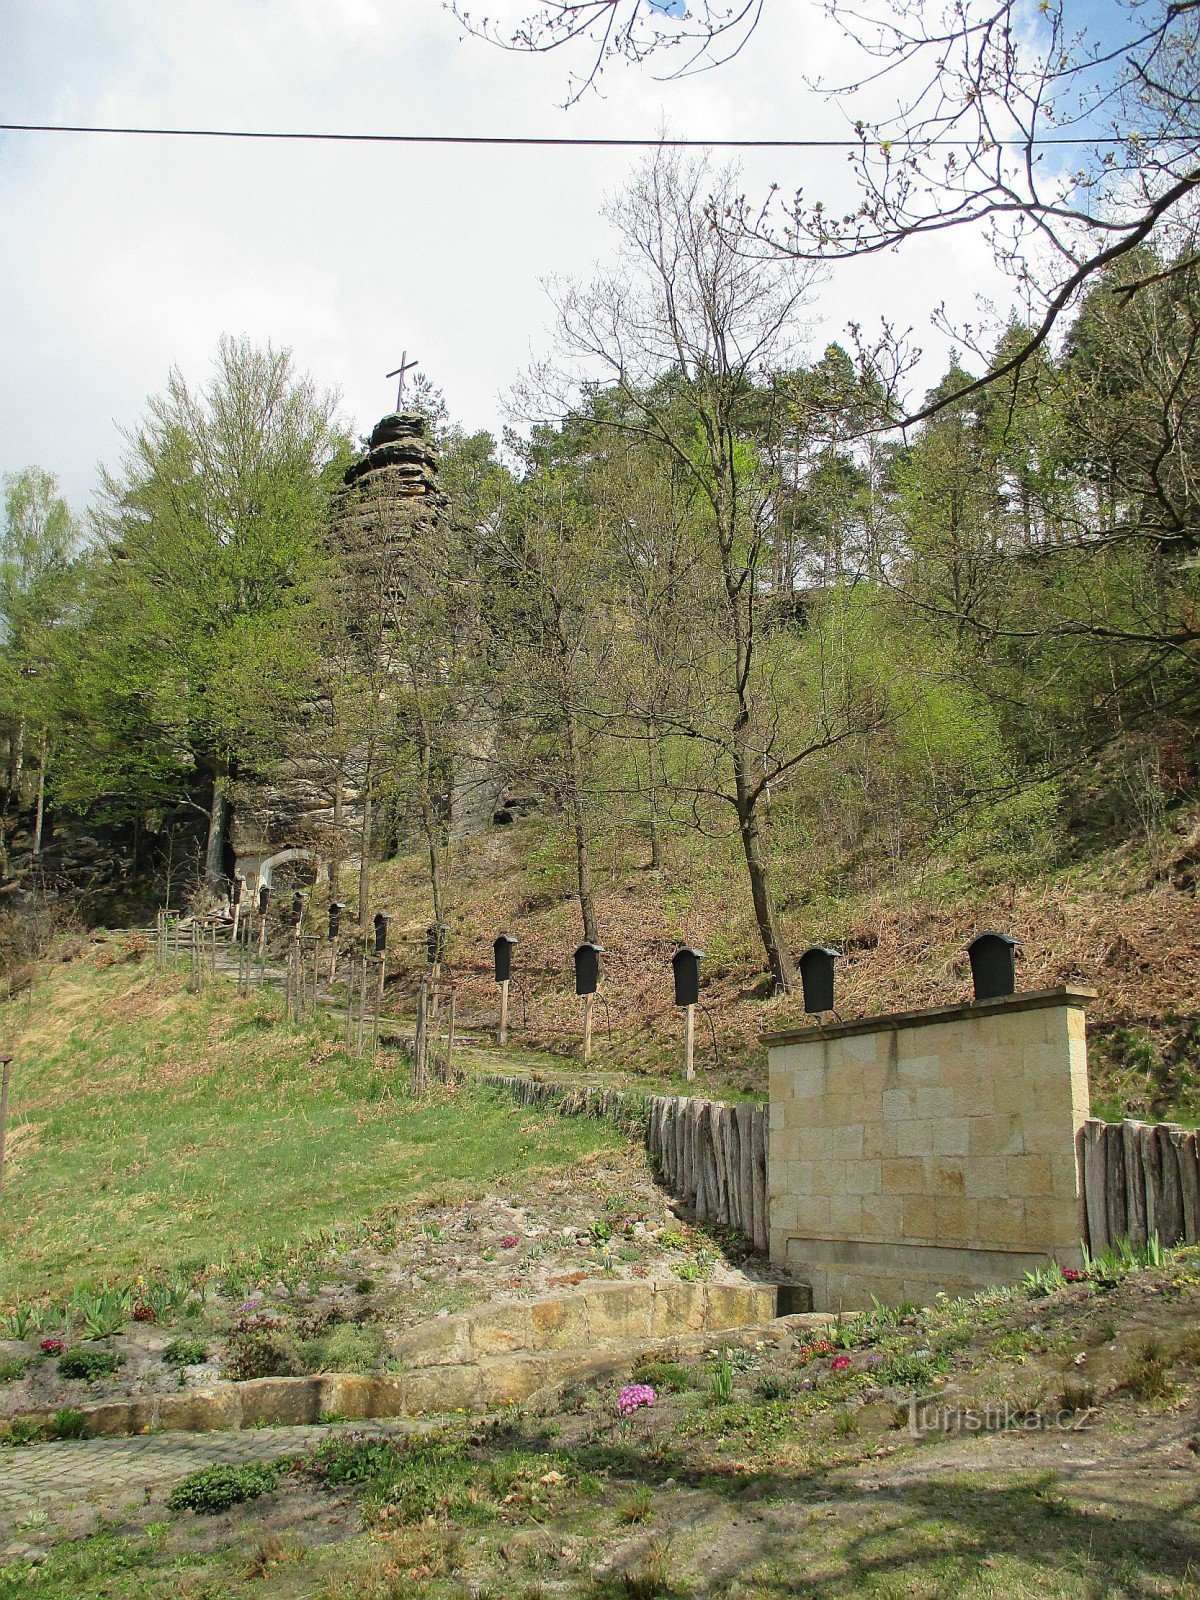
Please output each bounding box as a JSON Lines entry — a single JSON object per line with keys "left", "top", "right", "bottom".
{"left": 830, "top": 1354, "right": 852, "bottom": 1373}
{"left": 1062, "top": 1268, "right": 1089, "bottom": 1283}
{"left": 40, "top": 1337, "right": 66, "bottom": 1357}
{"left": 617, "top": 1383, "right": 656, "bottom": 1416}
{"left": 499, "top": 1235, "right": 520, "bottom": 1250}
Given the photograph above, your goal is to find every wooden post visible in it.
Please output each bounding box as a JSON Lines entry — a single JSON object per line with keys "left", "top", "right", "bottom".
{"left": 582, "top": 992, "right": 594, "bottom": 1063}
{"left": 371, "top": 957, "right": 384, "bottom": 1053}
{"left": 355, "top": 957, "right": 368, "bottom": 1053}
{"left": 684, "top": 1002, "right": 696, "bottom": 1082}
{"left": 258, "top": 912, "right": 268, "bottom": 960}
{"left": 414, "top": 979, "right": 428, "bottom": 1094}
{"left": 445, "top": 986, "right": 457, "bottom": 1080}
{"left": 343, "top": 957, "right": 354, "bottom": 1048}
{"left": 498, "top": 978, "right": 510, "bottom": 1047}
{"left": 210, "top": 922, "right": 217, "bottom": 979}
{"left": 430, "top": 965, "right": 441, "bottom": 1023}
{"left": 0, "top": 1056, "right": 11, "bottom": 1198}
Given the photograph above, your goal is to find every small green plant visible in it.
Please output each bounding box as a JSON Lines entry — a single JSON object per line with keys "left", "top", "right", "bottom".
{"left": 0, "top": 1357, "right": 29, "bottom": 1382}
{"left": 222, "top": 1326, "right": 300, "bottom": 1382}
{"left": 1023, "top": 1262, "right": 1066, "bottom": 1297}
{"left": 300, "top": 1322, "right": 385, "bottom": 1375}
{"left": 59, "top": 1348, "right": 119, "bottom": 1381}
{"left": 167, "top": 1461, "right": 282, "bottom": 1514}
{"left": 874, "top": 1348, "right": 949, "bottom": 1389}
{"left": 590, "top": 1219, "right": 614, "bottom": 1245}
{"left": 303, "top": 1432, "right": 404, "bottom": 1486}
{"left": 355, "top": 1278, "right": 375, "bottom": 1295}
{"left": 1123, "top": 1336, "right": 1174, "bottom": 1401}
{"left": 1057, "top": 1382, "right": 1097, "bottom": 1414}
{"left": 708, "top": 1358, "right": 735, "bottom": 1405}
{"left": 618, "top": 1487, "right": 654, "bottom": 1524}
{"left": 51, "top": 1408, "right": 89, "bottom": 1439}
{"left": 162, "top": 1335, "right": 208, "bottom": 1368}
{"left": 754, "top": 1372, "right": 796, "bottom": 1401}
{"left": 4, "top": 1417, "right": 44, "bottom": 1446}
{"left": 69, "top": 1285, "right": 133, "bottom": 1339}
{"left": 833, "top": 1406, "right": 858, "bottom": 1437}
{"left": 632, "top": 1358, "right": 694, "bottom": 1393}
{"left": 658, "top": 1229, "right": 688, "bottom": 1250}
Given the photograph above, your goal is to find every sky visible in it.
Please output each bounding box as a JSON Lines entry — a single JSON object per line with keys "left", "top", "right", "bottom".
{"left": 0, "top": 0, "right": 1020, "bottom": 516}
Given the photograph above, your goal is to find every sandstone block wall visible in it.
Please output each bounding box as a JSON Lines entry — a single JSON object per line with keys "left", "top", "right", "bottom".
{"left": 765, "top": 987, "right": 1094, "bottom": 1309}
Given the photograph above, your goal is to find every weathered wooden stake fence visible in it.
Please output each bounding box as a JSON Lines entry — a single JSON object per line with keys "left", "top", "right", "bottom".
{"left": 1080, "top": 1117, "right": 1200, "bottom": 1255}
{"left": 482, "top": 1075, "right": 769, "bottom": 1252}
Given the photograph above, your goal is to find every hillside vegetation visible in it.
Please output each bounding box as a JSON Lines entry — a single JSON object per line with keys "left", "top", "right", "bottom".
{"left": 0, "top": 941, "right": 619, "bottom": 1308}
{"left": 361, "top": 808, "right": 1200, "bottom": 1121}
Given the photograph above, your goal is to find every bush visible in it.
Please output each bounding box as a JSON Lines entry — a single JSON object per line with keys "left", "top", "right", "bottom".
{"left": 162, "top": 1335, "right": 208, "bottom": 1368}
{"left": 302, "top": 1432, "right": 403, "bottom": 1487}
{"left": 222, "top": 1329, "right": 300, "bottom": 1382}
{"left": 59, "top": 1348, "right": 119, "bottom": 1381}
{"left": 167, "top": 1461, "right": 282, "bottom": 1515}
{"left": 299, "top": 1323, "right": 385, "bottom": 1376}
{"left": 51, "top": 1408, "right": 89, "bottom": 1439}
{"left": 631, "top": 1358, "right": 694, "bottom": 1394}
{"left": 4, "top": 1417, "right": 43, "bottom": 1446}
{"left": 0, "top": 1357, "right": 29, "bottom": 1382}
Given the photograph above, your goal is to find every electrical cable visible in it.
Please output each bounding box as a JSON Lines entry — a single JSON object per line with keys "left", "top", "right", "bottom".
{"left": 0, "top": 121, "right": 1145, "bottom": 149}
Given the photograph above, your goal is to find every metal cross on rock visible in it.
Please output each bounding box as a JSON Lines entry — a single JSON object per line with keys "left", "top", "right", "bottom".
{"left": 386, "top": 351, "right": 418, "bottom": 410}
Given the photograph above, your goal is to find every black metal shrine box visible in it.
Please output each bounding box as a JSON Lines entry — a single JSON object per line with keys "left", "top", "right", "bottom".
{"left": 494, "top": 934, "right": 517, "bottom": 983}
{"left": 799, "top": 946, "right": 839, "bottom": 1015}
{"left": 574, "top": 941, "right": 603, "bottom": 997}
{"left": 672, "top": 946, "right": 703, "bottom": 1008}
{"left": 231, "top": 876, "right": 244, "bottom": 906}
{"left": 374, "top": 912, "right": 392, "bottom": 955}
{"left": 328, "top": 901, "right": 346, "bottom": 940}
{"left": 968, "top": 931, "right": 1019, "bottom": 1001}
{"left": 426, "top": 922, "right": 449, "bottom": 965}
{"left": 291, "top": 892, "right": 307, "bottom": 927}
{"left": 257, "top": 883, "right": 270, "bottom": 915}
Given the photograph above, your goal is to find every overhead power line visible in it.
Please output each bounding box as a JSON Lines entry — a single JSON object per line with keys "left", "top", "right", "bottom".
{"left": 0, "top": 121, "right": 1143, "bottom": 149}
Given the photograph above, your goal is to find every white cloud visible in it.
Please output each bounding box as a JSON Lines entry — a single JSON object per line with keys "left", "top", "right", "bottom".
{"left": 0, "top": 1, "right": 1009, "bottom": 513}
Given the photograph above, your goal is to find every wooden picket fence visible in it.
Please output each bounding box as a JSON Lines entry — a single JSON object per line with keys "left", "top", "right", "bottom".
{"left": 1080, "top": 1117, "right": 1200, "bottom": 1256}
{"left": 485, "top": 1077, "right": 1198, "bottom": 1264}
{"left": 481, "top": 1075, "right": 769, "bottom": 1252}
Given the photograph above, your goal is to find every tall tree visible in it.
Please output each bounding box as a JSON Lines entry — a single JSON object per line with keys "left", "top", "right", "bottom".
{"left": 533, "top": 151, "right": 880, "bottom": 990}
{"left": 86, "top": 338, "right": 345, "bottom": 892}
{"left": 0, "top": 468, "right": 81, "bottom": 864}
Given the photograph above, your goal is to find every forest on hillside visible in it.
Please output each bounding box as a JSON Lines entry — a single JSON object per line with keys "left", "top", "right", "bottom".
{"left": 1, "top": 148, "right": 1196, "bottom": 997}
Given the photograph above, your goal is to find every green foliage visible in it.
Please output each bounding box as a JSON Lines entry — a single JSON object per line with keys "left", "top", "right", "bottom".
{"left": 58, "top": 1348, "right": 119, "bottom": 1381}
{"left": 299, "top": 1322, "right": 385, "bottom": 1375}
{"left": 166, "top": 1461, "right": 282, "bottom": 1515}
{"left": 0, "top": 958, "right": 618, "bottom": 1308}
{"left": 161, "top": 1335, "right": 208, "bottom": 1368}
{"left": 221, "top": 1323, "right": 301, "bottom": 1382}
{"left": 50, "top": 1408, "right": 88, "bottom": 1439}
{"left": 707, "top": 1358, "right": 735, "bottom": 1405}
{"left": 631, "top": 1358, "right": 695, "bottom": 1393}
{"left": 0, "top": 1357, "right": 28, "bottom": 1382}
{"left": 4, "top": 1417, "right": 43, "bottom": 1447}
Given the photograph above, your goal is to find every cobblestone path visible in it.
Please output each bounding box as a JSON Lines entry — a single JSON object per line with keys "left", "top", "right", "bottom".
{"left": 0, "top": 1420, "right": 409, "bottom": 1546}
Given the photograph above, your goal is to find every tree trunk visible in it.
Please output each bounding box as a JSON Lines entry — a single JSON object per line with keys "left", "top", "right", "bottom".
{"left": 329, "top": 767, "right": 344, "bottom": 901}
{"left": 646, "top": 719, "right": 663, "bottom": 871}
{"left": 734, "top": 769, "right": 793, "bottom": 994}
{"left": 204, "top": 758, "right": 230, "bottom": 893}
{"left": 564, "top": 708, "right": 598, "bottom": 944}
{"left": 357, "top": 783, "right": 374, "bottom": 931}
{"left": 417, "top": 721, "right": 445, "bottom": 926}
{"left": 32, "top": 729, "right": 47, "bottom": 858}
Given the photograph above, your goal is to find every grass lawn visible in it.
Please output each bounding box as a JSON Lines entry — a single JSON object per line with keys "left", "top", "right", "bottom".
{"left": 0, "top": 941, "right": 621, "bottom": 1308}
